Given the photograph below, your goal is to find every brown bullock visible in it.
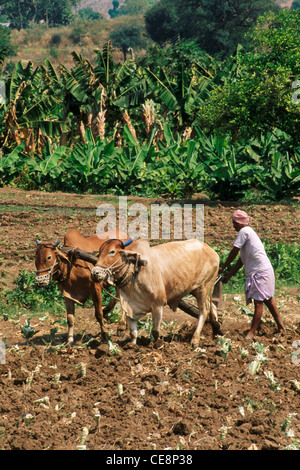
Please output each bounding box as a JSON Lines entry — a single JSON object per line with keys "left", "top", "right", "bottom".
{"left": 35, "top": 228, "right": 128, "bottom": 345}
{"left": 91, "top": 238, "right": 220, "bottom": 347}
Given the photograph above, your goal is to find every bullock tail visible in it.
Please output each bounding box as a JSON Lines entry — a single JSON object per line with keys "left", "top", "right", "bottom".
{"left": 209, "top": 280, "right": 223, "bottom": 337}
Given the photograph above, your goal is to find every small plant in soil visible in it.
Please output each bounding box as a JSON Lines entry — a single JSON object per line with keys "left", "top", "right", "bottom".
{"left": 216, "top": 336, "right": 232, "bottom": 361}
{"left": 21, "top": 318, "right": 39, "bottom": 344}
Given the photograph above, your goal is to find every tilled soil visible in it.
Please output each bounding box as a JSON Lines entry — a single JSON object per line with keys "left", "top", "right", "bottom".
{"left": 0, "top": 188, "right": 299, "bottom": 451}
{"left": 0, "top": 305, "right": 299, "bottom": 451}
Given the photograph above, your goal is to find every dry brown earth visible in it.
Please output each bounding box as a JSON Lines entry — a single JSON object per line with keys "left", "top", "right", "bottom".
{"left": 0, "top": 189, "right": 299, "bottom": 451}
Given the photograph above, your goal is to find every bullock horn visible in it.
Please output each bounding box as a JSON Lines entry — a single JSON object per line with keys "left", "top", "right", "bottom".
{"left": 36, "top": 239, "right": 41, "bottom": 245}
{"left": 54, "top": 241, "right": 60, "bottom": 247}
{"left": 108, "top": 237, "right": 133, "bottom": 247}
{"left": 123, "top": 238, "right": 133, "bottom": 247}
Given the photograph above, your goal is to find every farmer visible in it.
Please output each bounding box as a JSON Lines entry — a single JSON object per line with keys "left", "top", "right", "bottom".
{"left": 219, "top": 209, "right": 285, "bottom": 340}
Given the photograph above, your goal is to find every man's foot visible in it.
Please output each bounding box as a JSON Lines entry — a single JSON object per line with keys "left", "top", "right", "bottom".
{"left": 274, "top": 326, "right": 285, "bottom": 335}
{"left": 244, "top": 330, "right": 255, "bottom": 341}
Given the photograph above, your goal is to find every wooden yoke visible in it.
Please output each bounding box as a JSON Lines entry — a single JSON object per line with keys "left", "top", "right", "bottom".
{"left": 60, "top": 246, "right": 99, "bottom": 265}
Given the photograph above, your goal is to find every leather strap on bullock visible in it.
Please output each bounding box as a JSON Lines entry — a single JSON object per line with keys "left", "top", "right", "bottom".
{"left": 112, "top": 255, "right": 143, "bottom": 288}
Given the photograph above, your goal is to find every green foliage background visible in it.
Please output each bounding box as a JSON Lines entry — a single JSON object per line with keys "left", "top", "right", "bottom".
{"left": 0, "top": 5, "right": 299, "bottom": 201}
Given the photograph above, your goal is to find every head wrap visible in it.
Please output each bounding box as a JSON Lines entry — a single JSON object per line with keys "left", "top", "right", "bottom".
{"left": 232, "top": 210, "right": 251, "bottom": 225}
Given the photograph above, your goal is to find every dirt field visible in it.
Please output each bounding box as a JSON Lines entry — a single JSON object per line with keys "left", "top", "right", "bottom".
{"left": 0, "top": 188, "right": 299, "bottom": 451}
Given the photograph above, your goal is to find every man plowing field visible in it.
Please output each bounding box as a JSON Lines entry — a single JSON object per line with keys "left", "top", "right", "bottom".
{"left": 219, "top": 210, "right": 285, "bottom": 340}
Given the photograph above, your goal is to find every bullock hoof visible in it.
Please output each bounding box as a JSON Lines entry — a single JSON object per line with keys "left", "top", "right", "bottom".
{"left": 190, "top": 338, "right": 199, "bottom": 349}
{"left": 152, "top": 330, "right": 159, "bottom": 343}
{"left": 212, "top": 321, "right": 223, "bottom": 337}
{"left": 67, "top": 337, "right": 74, "bottom": 347}
{"left": 102, "top": 332, "right": 110, "bottom": 343}
{"left": 129, "top": 334, "right": 138, "bottom": 345}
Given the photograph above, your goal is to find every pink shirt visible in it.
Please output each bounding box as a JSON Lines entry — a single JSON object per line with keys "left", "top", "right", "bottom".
{"left": 234, "top": 226, "right": 273, "bottom": 278}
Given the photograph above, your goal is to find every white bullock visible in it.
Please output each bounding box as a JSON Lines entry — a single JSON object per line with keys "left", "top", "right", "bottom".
{"left": 91, "top": 238, "right": 220, "bottom": 347}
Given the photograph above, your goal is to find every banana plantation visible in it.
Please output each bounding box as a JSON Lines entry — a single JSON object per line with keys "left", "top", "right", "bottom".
{"left": 0, "top": 26, "right": 299, "bottom": 200}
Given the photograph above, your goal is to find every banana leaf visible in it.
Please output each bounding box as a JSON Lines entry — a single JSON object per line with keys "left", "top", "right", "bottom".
{"left": 144, "top": 68, "right": 178, "bottom": 111}
{"left": 25, "top": 145, "right": 66, "bottom": 176}
{"left": 113, "top": 79, "right": 151, "bottom": 108}
{"left": 0, "top": 143, "right": 26, "bottom": 177}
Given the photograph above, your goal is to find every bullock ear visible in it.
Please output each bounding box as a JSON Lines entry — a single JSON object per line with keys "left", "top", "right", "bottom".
{"left": 121, "top": 250, "right": 148, "bottom": 267}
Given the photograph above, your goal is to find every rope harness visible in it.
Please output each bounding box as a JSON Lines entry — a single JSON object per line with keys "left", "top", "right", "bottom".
{"left": 91, "top": 238, "right": 140, "bottom": 288}
{"left": 35, "top": 243, "right": 88, "bottom": 286}
{"left": 35, "top": 258, "right": 60, "bottom": 286}
{"left": 35, "top": 238, "right": 136, "bottom": 289}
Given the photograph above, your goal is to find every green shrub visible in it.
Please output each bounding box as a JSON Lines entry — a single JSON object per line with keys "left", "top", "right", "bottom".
{"left": 1, "top": 127, "right": 299, "bottom": 200}
{"left": 50, "top": 33, "right": 62, "bottom": 45}
{"left": 265, "top": 242, "right": 300, "bottom": 285}
{"left": 4, "top": 270, "right": 64, "bottom": 310}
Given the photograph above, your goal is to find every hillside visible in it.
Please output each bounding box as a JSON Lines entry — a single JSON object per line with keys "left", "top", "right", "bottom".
{"left": 10, "top": 14, "right": 148, "bottom": 69}
{"left": 77, "top": 0, "right": 295, "bottom": 18}
{"left": 279, "top": 0, "right": 294, "bottom": 6}
{"left": 77, "top": 0, "right": 126, "bottom": 18}
{"left": 8, "top": 0, "right": 296, "bottom": 69}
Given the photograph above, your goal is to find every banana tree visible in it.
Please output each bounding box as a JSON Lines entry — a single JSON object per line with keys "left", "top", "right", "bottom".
{"left": 143, "top": 59, "right": 216, "bottom": 134}
{"left": 0, "top": 142, "right": 26, "bottom": 184}
{"left": 59, "top": 51, "right": 104, "bottom": 142}
{"left": 25, "top": 141, "right": 67, "bottom": 184}
{"left": 256, "top": 151, "right": 300, "bottom": 199}
{"left": 1, "top": 60, "right": 67, "bottom": 153}
{"left": 95, "top": 44, "right": 151, "bottom": 142}
{"left": 59, "top": 44, "right": 150, "bottom": 144}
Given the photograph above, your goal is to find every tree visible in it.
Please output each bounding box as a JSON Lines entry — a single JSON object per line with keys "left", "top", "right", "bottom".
{"left": 109, "top": 26, "right": 146, "bottom": 61}
{"left": 78, "top": 7, "right": 101, "bottom": 21}
{"left": 0, "top": 0, "right": 35, "bottom": 29}
{"left": 0, "top": 25, "right": 16, "bottom": 58}
{"left": 145, "top": 0, "right": 280, "bottom": 57}
{"left": 108, "top": 0, "right": 124, "bottom": 18}
{"left": 291, "top": 1, "right": 300, "bottom": 9}
{"left": 0, "top": 0, "right": 74, "bottom": 28}
{"left": 144, "top": 2, "right": 178, "bottom": 45}
{"left": 198, "top": 10, "right": 300, "bottom": 146}
{"left": 35, "top": 0, "right": 73, "bottom": 26}
{"left": 138, "top": 40, "right": 216, "bottom": 76}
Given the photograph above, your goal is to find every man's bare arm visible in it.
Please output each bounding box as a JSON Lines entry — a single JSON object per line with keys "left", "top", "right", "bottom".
{"left": 219, "top": 246, "right": 240, "bottom": 273}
